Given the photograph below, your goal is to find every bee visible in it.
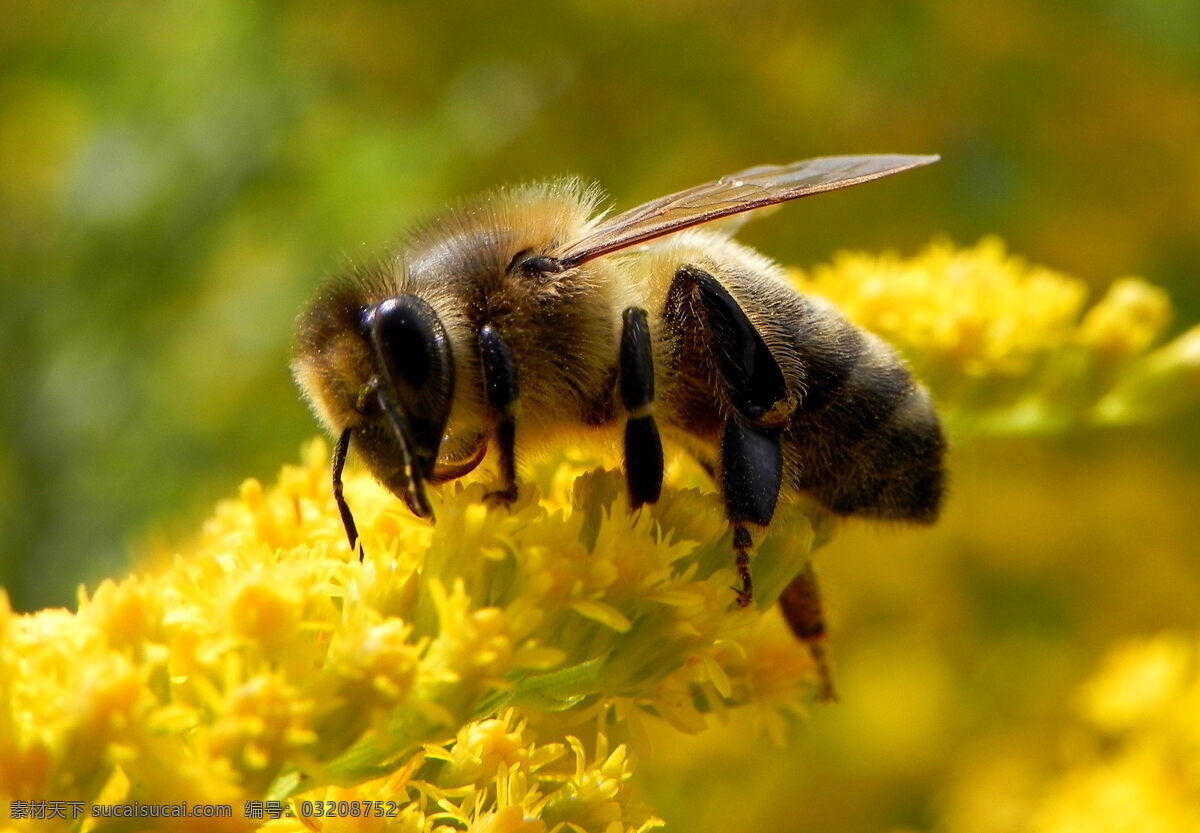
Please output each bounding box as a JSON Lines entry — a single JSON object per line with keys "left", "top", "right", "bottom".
{"left": 293, "top": 155, "right": 945, "bottom": 696}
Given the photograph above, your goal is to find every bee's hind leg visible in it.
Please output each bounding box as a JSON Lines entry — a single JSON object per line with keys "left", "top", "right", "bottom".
{"left": 669, "top": 265, "right": 793, "bottom": 607}
{"left": 722, "top": 417, "right": 784, "bottom": 605}
{"left": 780, "top": 562, "right": 838, "bottom": 702}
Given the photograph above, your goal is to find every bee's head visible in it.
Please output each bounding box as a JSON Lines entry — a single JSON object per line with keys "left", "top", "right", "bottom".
{"left": 293, "top": 285, "right": 456, "bottom": 520}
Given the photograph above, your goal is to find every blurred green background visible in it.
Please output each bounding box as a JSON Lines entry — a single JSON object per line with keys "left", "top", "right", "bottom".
{"left": 2, "top": 1, "right": 1199, "bottom": 829}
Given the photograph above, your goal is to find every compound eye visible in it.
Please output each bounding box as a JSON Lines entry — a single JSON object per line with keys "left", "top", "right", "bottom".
{"left": 362, "top": 295, "right": 456, "bottom": 475}
{"left": 370, "top": 296, "right": 446, "bottom": 390}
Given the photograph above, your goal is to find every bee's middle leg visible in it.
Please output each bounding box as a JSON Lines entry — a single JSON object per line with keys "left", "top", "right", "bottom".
{"left": 479, "top": 324, "right": 519, "bottom": 505}
{"left": 619, "top": 307, "right": 664, "bottom": 508}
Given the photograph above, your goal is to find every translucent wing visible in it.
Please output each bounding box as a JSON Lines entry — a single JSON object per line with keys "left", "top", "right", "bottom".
{"left": 557, "top": 154, "right": 938, "bottom": 267}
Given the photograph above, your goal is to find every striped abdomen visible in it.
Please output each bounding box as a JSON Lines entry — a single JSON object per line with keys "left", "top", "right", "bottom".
{"left": 782, "top": 296, "right": 945, "bottom": 522}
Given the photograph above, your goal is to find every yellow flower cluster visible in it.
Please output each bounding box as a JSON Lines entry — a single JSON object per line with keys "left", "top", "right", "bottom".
{"left": 0, "top": 445, "right": 820, "bottom": 831}
{"left": 257, "top": 711, "right": 661, "bottom": 833}
{"left": 796, "top": 237, "right": 1089, "bottom": 379}
{"left": 792, "top": 238, "right": 1200, "bottom": 435}
{"left": 944, "top": 633, "right": 1200, "bottom": 833}
{"left": 2, "top": 240, "right": 1196, "bottom": 831}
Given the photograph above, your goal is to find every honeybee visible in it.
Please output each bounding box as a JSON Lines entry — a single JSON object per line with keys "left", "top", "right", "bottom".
{"left": 293, "top": 155, "right": 946, "bottom": 695}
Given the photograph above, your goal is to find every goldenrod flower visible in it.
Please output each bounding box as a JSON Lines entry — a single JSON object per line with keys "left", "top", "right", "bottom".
{"left": 1, "top": 241, "right": 1195, "bottom": 831}
{"left": 795, "top": 237, "right": 1089, "bottom": 380}
{"left": 257, "top": 710, "right": 661, "bottom": 833}
{"left": 0, "top": 446, "right": 817, "bottom": 831}
{"left": 792, "top": 237, "right": 1199, "bottom": 435}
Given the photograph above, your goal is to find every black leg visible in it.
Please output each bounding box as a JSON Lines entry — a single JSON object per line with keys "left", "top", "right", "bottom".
{"left": 779, "top": 562, "right": 837, "bottom": 701}
{"left": 619, "top": 307, "right": 663, "bottom": 508}
{"left": 732, "top": 523, "right": 754, "bottom": 606}
{"left": 676, "top": 265, "right": 790, "bottom": 426}
{"left": 720, "top": 417, "right": 783, "bottom": 526}
{"left": 624, "top": 417, "right": 663, "bottom": 507}
{"left": 490, "top": 418, "right": 518, "bottom": 504}
{"left": 479, "top": 324, "right": 520, "bottom": 504}
{"left": 332, "top": 427, "right": 363, "bottom": 560}
{"left": 721, "top": 417, "right": 783, "bottom": 605}
{"left": 668, "top": 265, "right": 793, "bottom": 606}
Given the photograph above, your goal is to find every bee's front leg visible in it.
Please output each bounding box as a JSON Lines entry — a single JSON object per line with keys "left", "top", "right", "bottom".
{"left": 479, "top": 324, "right": 520, "bottom": 505}
{"left": 331, "top": 427, "right": 363, "bottom": 558}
